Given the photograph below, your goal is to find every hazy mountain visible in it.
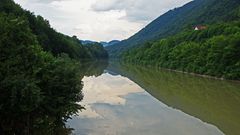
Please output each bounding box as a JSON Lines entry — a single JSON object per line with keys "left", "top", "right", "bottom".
{"left": 101, "top": 40, "right": 121, "bottom": 47}
{"left": 81, "top": 40, "right": 120, "bottom": 47}
{"left": 80, "top": 40, "right": 98, "bottom": 45}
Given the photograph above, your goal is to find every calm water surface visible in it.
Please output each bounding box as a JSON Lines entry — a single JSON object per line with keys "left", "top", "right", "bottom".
{"left": 67, "top": 62, "right": 240, "bottom": 135}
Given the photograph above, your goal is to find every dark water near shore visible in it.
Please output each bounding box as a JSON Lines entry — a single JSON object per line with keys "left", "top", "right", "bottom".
{"left": 67, "top": 61, "right": 240, "bottom": 135}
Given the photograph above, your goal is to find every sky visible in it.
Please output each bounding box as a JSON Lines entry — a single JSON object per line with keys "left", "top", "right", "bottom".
{"left": 14, "top": 0, "right": 191, "bottom": 42}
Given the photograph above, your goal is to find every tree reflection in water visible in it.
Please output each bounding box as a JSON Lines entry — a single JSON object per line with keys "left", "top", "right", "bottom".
{"left": 0, "top": 60, "right": 108, "bottom": 135}
{"left": 107, "top": 61, "right": 240, "bottom": 135}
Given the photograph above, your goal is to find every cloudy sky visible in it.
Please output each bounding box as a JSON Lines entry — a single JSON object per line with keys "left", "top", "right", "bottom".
{"left": 14, "top": 0, "right": 191, "bottom": 42}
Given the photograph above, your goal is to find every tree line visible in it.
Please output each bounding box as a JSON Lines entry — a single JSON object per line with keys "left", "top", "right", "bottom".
{"left": 122, "top": 21, "right": 240, "bottom": 80}
{"left": 0, "top": 0, "right": 108, "bottom": 60}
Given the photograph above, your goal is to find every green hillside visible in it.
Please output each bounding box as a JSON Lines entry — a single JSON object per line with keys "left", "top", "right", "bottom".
{"left": 0, "top": 0, "right": 108, "bottom": 60}
{"left": 106, "top": 0, "right": 240, "bottom": 57}
{"left": 122, "top": 21, "right": 240, "bottom": 80}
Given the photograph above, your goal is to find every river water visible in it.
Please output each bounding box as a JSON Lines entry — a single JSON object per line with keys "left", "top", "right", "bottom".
{"left": 67, "top": 61, "right": 240, "bottom": 135}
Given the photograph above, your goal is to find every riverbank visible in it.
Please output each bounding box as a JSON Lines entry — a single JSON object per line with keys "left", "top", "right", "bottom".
{"left": 118, "top": 61, "right": 240, "bottom": 83}
{"left": 106, "top": 61, "right": 240, "bottom": 135}
{"left": 161, "top": 67, "right": 240, "bottom": 83}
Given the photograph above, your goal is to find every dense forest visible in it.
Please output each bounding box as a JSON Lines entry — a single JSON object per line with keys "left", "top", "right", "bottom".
{"left": 84, "top": 43, "right": 109, "bottom": 59}
{"left": 0, "top": 0, "right": 108, "bottom": 60}
{"left": 0, "top": 0, "right": 108, "bottom": 134}
{"left": 107, "top": 0, "right": 240, "bottom": 57}
{"left": 122, "top": 21, "right": 240, "bottom": 80}
{"left": 117, "top": 0, "right": 240, "bottom": 80}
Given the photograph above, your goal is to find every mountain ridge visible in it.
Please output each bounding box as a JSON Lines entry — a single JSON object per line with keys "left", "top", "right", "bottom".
{"left": 81, "top": 40, "right": 120, "bottom": 47}
{"left": 106, "top": 0, "right": 240, "bottom": 57}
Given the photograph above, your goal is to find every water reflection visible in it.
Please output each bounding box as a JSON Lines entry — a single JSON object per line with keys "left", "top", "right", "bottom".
{"left": 81, "top": 60, "right": 109, "bottom": 77}
{"left": 107, "top": 62, "right": 240, "bottom": 135}
{"left": 83, "top": 74, "right": 143, "bottom": 106}
{"left": 67, "top": 61, "right": 237, "bottom": 135}
{"left": 78, "top": 73, "right": 143, "bottom": 119}
{"left": 0, "top": 60, "right": 108, "bottom": 135}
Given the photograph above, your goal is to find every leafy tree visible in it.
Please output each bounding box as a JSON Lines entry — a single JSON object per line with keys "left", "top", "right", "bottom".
{"left": 0, "top": 13, "right": 83, "bottom": 135}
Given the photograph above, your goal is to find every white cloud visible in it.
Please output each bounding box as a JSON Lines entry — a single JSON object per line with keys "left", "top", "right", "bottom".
{"left": 92, "top": 0, "right": 192, "bottom": 22}
{"left": 14, "top": 0, "right": 191, "bottom": 41}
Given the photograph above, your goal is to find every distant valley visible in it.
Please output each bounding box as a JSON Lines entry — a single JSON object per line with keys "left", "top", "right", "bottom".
{"left": 81, "top": 40, "right": 120, "bottom": 47}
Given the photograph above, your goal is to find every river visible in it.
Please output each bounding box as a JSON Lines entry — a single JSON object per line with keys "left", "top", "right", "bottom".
{"left": 67, "top": 61, "right": 240, "bottom": 135}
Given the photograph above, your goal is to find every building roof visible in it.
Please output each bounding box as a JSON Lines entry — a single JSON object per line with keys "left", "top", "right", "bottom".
{"left": 194, "top": 25, "right": 207, "bottom": 30}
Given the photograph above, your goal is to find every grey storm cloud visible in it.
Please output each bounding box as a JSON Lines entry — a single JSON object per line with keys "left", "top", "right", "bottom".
{"left": 92, "top": 0, "right": 191, "bottom": 22}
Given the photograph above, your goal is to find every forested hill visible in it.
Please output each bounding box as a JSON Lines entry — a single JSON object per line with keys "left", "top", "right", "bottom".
{"left": 0, "top": 1, "right": 107, "bottom": 133}
{"left": 122, "top": 22, "right": 240, "bottom": 80}
{"left": 106, "top": 0, "right": 240, "bottom": 57}
{"left": 0, "top": 0, "right": 108, "bottom": 60}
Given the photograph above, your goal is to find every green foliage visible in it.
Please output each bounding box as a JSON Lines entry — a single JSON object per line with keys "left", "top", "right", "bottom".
{"left": 0, "top": 0, "right": 108, "bottom": 134}
{"left": 0, "top": 0, "right": 108, "bottom": 60}
{"left": 122, "top": 22, "right": 240, "bottom": 80}
{"left": 107, "top": 0, "right": 240, "bottom": 58}
{"left": 0, "top": 13, "right": 85, "bottom": 134}
{"left": 0, "top": 13, "right": 42, "bottom": 113}
{"left": 85, "top": 43, "right": 109, "bottom": 59}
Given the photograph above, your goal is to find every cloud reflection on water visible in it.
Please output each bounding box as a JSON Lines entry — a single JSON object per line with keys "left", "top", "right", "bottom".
{"left": 68, "top": 71, "right": 224, "bottom": 135}
{"left": 77, "top": 73, "right": 143, "bottom": 118}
